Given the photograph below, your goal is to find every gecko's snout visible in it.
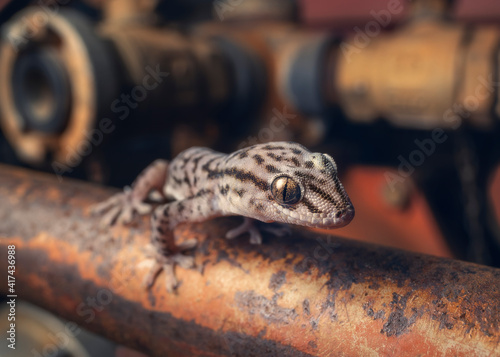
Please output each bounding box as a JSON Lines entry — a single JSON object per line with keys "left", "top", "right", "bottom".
{"left": 334, "top": 204, "right": 355, "bottom": 227}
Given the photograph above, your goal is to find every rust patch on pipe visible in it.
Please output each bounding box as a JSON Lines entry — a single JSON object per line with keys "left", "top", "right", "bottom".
{"left": 235, "top": 290, "right": 298, "bottom": 324}
{"left": 268, "top": 270, "right": 287, "bottom": 291}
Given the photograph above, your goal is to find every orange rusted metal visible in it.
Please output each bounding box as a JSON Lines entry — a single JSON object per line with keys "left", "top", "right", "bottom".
{"left": 0, "top": 164, "right": 499, "bottom": 356}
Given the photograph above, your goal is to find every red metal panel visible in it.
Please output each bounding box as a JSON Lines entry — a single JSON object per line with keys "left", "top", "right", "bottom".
{"left": 302, "top": 0, "right": 500, "bottom": 26}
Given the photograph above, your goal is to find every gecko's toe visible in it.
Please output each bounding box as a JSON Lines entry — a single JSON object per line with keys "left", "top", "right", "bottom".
{"left": 225, "top": 217, "right": 254, "bottom": 240}
{"left": 142, "top": 258, "right": 180, "bottom": 293}
{"left": 225, "top": 217, "right": 263, "bottom": 244}
{"left": 93, "top": 188, "right": 151, "bottom": 227}
{"left": 117, "top": 207, "right": 133, "bottom": 225}
{"left": 142, "top": 261, "right": 163, "bottom": 289}
{"left": 100, "top": 206, "right": 122, "bottom": 227}
{"left": 91, "top": 193, "right": 124, "bottom": 215}
{"left": 142, "top": 246, "right": 195, "bottom": 292}
{"left": 90, "top": 199, "right": 112, "bottom": 215}
{"left": 261, "top": 224, "right": 291, "bottom": 237}
{"left": 177, "top": 238, "right": 198, "bottom": 251}
{"left": 163, "top": 263, "right": 178, "bottom": 293}
{"left": 172, "top": 253, "right": 195, "bottom": 269}
{"left": 148, "top": 190, "right": 164, "bottom": 203}
{"left": 225, "top": 228, "right": 240, "bottom": 240}
{"left": 248, "top": 227, "right": 263, "bottom": 245}
{"left": 135, "top": 201, "right": 153, "bottom": 215}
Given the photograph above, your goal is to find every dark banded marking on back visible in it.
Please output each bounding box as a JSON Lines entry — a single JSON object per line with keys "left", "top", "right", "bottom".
{"left": 226, "top": 147, "right": 251, "bottom": 161}
{"left": 222, "top": 168, "right": 268, "bottom": 191}
{"left": 205, "top": 167, "right": 268, "bottom": 191}
{"left": 253, "top": 154, "right": 265, "bottom": 165}
{"left": 201, "top": 157, "right": 219, "bottom": 173}
{"left": 191, "top": 156, "right": 204, "bottom": 185}
{"left": 267, "top": 153, "right": 283, "bottom": 161}
{"left": 287, "top": 157, "right": 301, "bottom": 167}
{"left": 265, "top": 165, "right": 281, "bottom": 174}
{"left": 262, "top": 144, "right": 287, "bottom": 151}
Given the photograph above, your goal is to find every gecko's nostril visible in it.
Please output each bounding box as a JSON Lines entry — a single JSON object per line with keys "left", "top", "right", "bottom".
{"left": 335, "top": 211, "right": 343, "bottom": 219}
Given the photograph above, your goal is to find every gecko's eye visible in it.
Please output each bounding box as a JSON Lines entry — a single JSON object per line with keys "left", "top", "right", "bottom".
{"left": 271, "top": 175, "right": 302, "bottom": 205}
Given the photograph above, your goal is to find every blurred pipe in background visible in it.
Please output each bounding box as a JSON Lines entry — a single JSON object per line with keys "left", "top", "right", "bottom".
{"left": 333, "top": 0, "right": 500, "bottom": 130}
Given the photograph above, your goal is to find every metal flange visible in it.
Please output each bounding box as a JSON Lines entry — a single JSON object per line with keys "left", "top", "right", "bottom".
{"left": 0, "top": 7, "right": 117, "bottom": 164}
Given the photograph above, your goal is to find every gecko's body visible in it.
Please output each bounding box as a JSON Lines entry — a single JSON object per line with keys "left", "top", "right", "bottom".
{"left": 93, "top": 142, "right": 354, "bottom": 291}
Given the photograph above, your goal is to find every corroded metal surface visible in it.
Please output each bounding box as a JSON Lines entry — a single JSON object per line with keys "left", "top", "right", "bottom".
{"left": 0, "top": 164, "right": 499, "bottom": 356}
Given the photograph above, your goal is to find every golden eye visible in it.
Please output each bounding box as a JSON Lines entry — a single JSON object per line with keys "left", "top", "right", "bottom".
{"left": 271, "top": 176, "right": 302, "bottom": 205}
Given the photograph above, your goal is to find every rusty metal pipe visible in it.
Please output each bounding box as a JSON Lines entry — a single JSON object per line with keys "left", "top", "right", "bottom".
{"left": 0, "top": 164, "right": 499, "bottom": 356}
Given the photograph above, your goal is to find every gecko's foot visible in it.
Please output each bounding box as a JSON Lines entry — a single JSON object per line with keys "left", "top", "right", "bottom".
{"left": 91, "top": 186, "right": 153, "bottom": 227}
{"left": 225, "top": 218, "right": 292, "bottom": 245}
{"left": 225, "top": 217, "right": 263, "bottom": 244}
{"left": 142, "top": 240, "right": 197, "bottom": 293}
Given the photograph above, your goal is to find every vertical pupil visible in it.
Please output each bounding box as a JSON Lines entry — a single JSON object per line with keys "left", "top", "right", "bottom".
{"left": 282, "top": 178, "right": 289, "bottom": 201}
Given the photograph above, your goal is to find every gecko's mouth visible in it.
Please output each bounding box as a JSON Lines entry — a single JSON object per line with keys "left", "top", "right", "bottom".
{"left": 272, "top": 202, "right": 355, "bottom": 228}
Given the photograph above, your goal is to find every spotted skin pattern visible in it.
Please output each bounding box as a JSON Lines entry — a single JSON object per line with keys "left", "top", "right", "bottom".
{"left": 93, "top": 142, "right": 354, "bottom": 292}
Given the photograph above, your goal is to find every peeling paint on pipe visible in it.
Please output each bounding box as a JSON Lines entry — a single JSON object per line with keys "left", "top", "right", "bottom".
{"left": 0, "top": 164, "right": 499, "bottom": 356}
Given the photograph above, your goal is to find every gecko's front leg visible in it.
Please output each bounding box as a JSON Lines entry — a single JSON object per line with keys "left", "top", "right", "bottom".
{"left": 91, "top": 159, "right": 168, "bottom": 226}
{"left": 145, "top": 196, "right": 216, "bottom": 292}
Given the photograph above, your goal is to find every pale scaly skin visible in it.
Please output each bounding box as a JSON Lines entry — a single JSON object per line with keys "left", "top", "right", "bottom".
{"left": 92, "top": 142, "right": 354, "bottom": 292}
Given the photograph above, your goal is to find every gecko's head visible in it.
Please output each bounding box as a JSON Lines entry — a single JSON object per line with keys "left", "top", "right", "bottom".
{"left": 232, "top": 142, "right": 354, "bottom": 228}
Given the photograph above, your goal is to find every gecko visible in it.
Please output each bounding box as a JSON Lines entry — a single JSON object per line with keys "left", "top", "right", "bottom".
{"left": 92, "top": 141, "right": 354, "bottom": 292}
